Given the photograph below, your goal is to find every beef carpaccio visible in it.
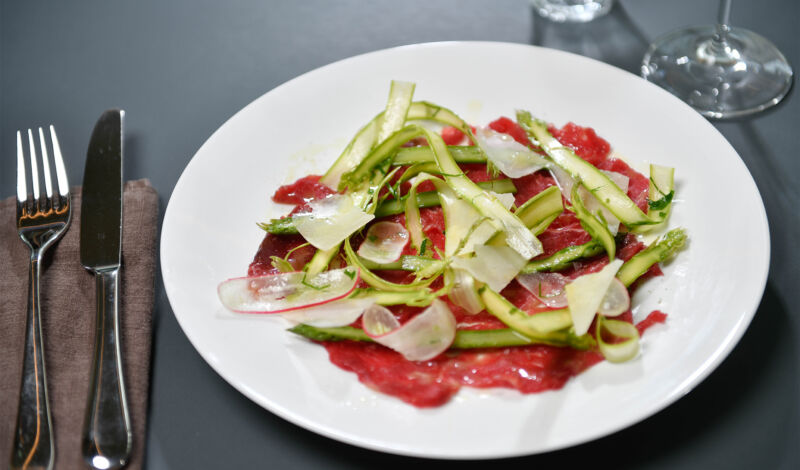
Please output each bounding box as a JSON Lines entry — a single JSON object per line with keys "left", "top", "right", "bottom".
{"left": 218, "top": 82, "right": 686, "bottom": 407}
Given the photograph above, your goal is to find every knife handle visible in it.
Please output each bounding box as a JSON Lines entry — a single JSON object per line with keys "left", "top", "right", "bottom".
{"left": 82, "top": 268, "right": 132, "bottom": 470}
{"left": 11, "top": 253, "right": 55, "bottom": 470}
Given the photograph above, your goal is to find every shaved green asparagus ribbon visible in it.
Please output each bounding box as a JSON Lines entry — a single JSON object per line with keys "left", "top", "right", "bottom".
{"left": 570, "top": 184, "right": 616, "bottom": 261}
{"left": 596, "top": 315, "right": 640, "bottom": 363}
{"left": 343, "top": 236, "right": 438, "bottom": 293}
{"left": 512, "top": 185, "right": 563, "bottom": 236}
{"left": 480, "top": 227, "right": 687, "bottom": 336}
{"left": 320, "top": 80, "right": 415, "bottom": 189}
{"left": 392, "top": 145, "right": 485, "bottom": 166}
{"left": 376, "top": 179, "right": 516, "bottom": 218}
{"left": 616, "top": 227, "right": 687, "bottom": 286}
{"left": 349, "top": 287, "right": 438, "bottom": 307}
{"left": 517, "top": 110, "right": 674, "bottom": 232}
{"left": 335, "top": 99, "right": 543, "bottom": 260}
{"left": 338, "top": 118, "right": 542, "bottom": 260}
{"left": 259, "top": 179, "right": 517, "bottom": 235}
{"left": 520, "top": 240, "right": 605, "bottom": 273}
{"left": 273, "top": 85, "right": 686, "bottom": 360}
{"left": 291, "top": 228, "right": 686, "bottom": 351}
{"left": 423, "top": 125, "right": 542, "bottom": 259}
{"left": 321, "top": 97, "right": 480, "bottom": 191}
{"left": 288, "top": 323, "right": 594, "bottom": 350}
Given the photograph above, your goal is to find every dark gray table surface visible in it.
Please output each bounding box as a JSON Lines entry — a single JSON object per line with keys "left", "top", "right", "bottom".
{"left": 2, "top": 1, "right": 798, "bottom": 468}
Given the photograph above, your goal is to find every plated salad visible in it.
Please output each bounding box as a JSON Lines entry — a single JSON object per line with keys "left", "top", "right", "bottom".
{"left": 218, "top": 81, "right": 686, "bottom": 407}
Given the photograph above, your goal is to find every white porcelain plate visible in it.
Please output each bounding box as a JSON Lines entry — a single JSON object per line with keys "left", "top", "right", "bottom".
{"left": 161, "top": 42, "right": 769, "bottom": 459}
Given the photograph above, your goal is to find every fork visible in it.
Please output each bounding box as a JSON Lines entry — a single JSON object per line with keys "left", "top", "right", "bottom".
{"left": 11, "top": 126, "right": 71, "bottom": 470}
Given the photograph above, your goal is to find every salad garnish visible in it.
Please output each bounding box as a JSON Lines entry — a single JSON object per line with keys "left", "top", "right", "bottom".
{"left": 219, "top": 81, "right": 688, "bottom": 403}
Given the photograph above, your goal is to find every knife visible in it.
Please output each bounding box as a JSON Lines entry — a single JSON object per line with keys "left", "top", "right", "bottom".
{"left": 80, "top": 109, "right": 132, "bottom": 470}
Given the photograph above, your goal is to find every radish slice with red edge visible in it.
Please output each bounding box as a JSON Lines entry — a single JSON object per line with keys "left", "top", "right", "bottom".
{"left": 357, "top": 221, "right": 409, "bottom": 264}
{"left": 362, "top": 299, "right": 457, "bottom": 361}
{"left": 280, "top": 297, "right": 374, "bottom": 327}
{"left": 217, "top": 267, "right": 359, "bottom": 313}
{"left": 516, "top": 272, "right": 569, "bottom": 308}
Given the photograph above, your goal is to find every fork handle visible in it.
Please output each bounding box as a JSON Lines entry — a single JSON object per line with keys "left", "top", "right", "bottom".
{"left": 82, "top": 268, "right": 132, "bottom": 470}
{"left": 11, "top": 253, "right": 55, "bottom": 470}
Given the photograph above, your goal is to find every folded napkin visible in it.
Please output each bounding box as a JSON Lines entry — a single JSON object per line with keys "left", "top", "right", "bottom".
{"left": 0, "top": 179, "right": 158, "bottom": 470}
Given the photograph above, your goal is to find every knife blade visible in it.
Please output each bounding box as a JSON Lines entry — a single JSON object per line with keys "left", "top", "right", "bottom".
{"left": 80, "top": 110, "right": 123, "bottom": 269}
{"left": 79, "top": 109, "right": 132, "bottom": 470}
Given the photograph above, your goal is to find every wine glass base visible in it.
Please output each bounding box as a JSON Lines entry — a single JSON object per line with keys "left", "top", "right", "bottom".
{"left": 641, "top": 25, "right": 793, "bottom": 119}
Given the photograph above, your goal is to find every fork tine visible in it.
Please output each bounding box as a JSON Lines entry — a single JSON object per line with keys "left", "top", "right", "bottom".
{"left": 26, "top": 129, "right": 40, "bottom": 201}
{"left": 38, "top": 127, "right": 53, "bottom": 198}
{"left": 16, "top": 131, "right": 27, "bottom": 202}
{"left": 50, "top": 126, "right": 69, "bottom": 197}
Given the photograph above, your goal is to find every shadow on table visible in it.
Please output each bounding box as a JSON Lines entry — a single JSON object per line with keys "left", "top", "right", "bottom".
{"left": 731, "top": 121, "right": 800, "bottom": 211}
{"left": 528, "top": 2, "right": 651, "bottom": 76}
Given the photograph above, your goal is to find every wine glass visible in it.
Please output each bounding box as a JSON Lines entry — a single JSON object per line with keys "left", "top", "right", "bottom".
{"left": 641, "top": 0, "right": 793, "bottom": 119}
{"left": 530, "top": 0, "right": 613, "bottom": 23}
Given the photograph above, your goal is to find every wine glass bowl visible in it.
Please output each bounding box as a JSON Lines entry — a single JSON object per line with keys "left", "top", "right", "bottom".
{"left": 641, "top": 1, "right": 793, "bottom": 119}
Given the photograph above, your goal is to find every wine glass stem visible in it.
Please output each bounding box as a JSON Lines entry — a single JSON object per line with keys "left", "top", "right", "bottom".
{"left": 714, "top": 0, "right": 732, "bottom": 47}
{"left": 707, "top": 0, "right": 735, "bottom": 60}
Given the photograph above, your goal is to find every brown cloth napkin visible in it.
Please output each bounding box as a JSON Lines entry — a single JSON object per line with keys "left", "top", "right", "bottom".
{"left": 0, "top": 179, "right": 158, "bottom": 469}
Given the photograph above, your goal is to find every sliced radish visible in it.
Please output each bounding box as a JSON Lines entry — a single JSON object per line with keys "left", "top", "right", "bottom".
{"left": 474, "top": 126, "right": 550, "bottom": 178}
{"left": 357, "top": 221, "right": 409, "bottom": 264}
{"left": 597, "top": 278, "right": 630, "bottom": 317}
{"left": 451, "top": 244, "right": 527, "bottom": 292}
{"left": 280, "top": 297, "right": 374, "bottom": 327}
{"left": 516, "top": 272, "right": 569, "bottom": 308}
{"left": 362, "top": 300, "right": 457, "bottom": 361}
{"left": 217, "top": 267, "right": 359, "bottom": 313}
{"left": 293, "top": 193, "right": 374, "bottom": 251}
{"left": 447, "top": 268, "right": 484, "bottom": 314}
{"left": 362, "top": 303, "right": 401, "bottom": 335}
{"left": 564, "top": 259, "right": 623, "bottom": 335}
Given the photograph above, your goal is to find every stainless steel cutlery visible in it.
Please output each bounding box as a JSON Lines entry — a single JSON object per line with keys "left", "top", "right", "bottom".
{"left": 79, "top": 109, "right": 132, "bottom": 470}
{"left": 11, "top": 126, "right": 71, "bottom": 470}
{"left": 11, "top": 111, "right": 132, "bottom": 469}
